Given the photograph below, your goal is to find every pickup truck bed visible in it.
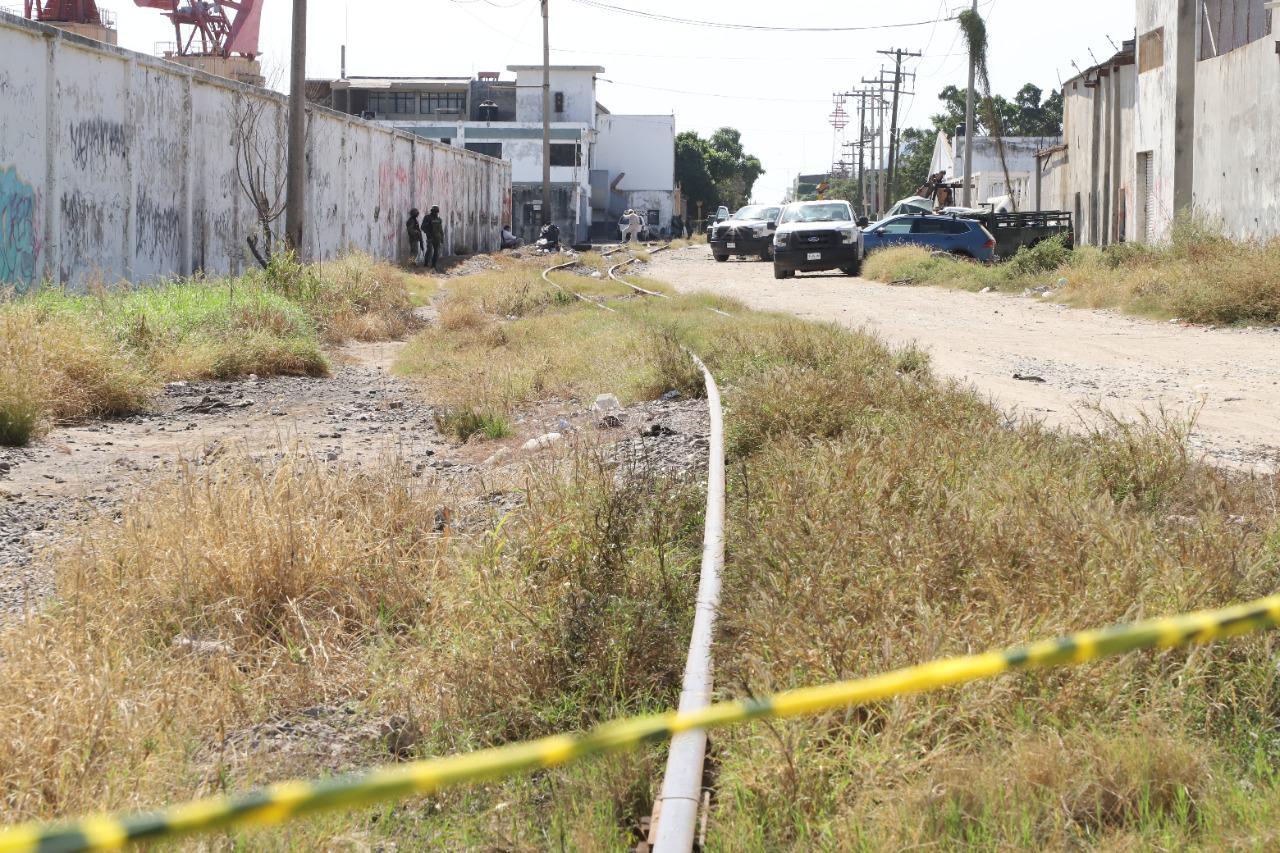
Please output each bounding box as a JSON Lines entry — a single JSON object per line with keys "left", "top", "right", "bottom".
{"left": 957, "top": 210, "right": 1074, "bottom": 260}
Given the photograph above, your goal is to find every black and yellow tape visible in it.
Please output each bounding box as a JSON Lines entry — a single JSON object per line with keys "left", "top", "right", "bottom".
{"left": 3, "top": 593, "right": 1278, "bottom": 853}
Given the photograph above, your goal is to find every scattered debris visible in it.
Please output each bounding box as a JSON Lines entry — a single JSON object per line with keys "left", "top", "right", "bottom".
{"left": 1012, "top": 373, "right": 1047, "bottom": 383}
{"left": 521, "top": 432, "right": 563, "bottom": 451}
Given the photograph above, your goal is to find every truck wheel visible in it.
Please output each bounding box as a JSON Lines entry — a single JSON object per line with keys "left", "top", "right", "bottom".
{"left": 759, "top": 247, "right": 773, "bottom": 262}
{"left": 843, "top": 260, "right": 861, "bottom": 277}
{"left": 773, "top": 265, "right": 793, "bottom": 280}
{"left": 713, "top": 254, "right": 728, "bottom": 263}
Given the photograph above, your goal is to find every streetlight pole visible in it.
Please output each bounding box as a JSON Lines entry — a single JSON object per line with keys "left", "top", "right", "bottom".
{"left": 961, "top": 0, "right": 977, "bottom": 208}
{"left": 285, "top": 0, "right": 308, "bottom": 252}
{"left": 540, "top": 0, "right": 550, "bottom": 225}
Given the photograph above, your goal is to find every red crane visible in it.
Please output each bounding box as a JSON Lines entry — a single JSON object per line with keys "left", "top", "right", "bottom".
{"left": 23, "top": 0, "right": 107, "bottom": 24}
{"left": 132, "top": 0, "right": 263, "bottom": 58}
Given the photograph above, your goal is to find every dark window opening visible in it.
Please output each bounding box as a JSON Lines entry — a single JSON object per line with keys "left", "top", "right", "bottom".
{"left": 554, "top": 91, "right": 565, "bottom": 113}
{"left": 549, "top": 143, "right": 581, "bottom": 167}
{"left": 388, "top": 92, "right": 417, "bottom": 114}
{"left": 422, "top": 92, "right": 467, "bottom": 114}
{"left": 466, "top": 142, "right": 503, "bottom": 158}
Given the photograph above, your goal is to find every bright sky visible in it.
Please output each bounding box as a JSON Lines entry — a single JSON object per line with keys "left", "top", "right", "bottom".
{"left": 102, "top": 0, "right": 1135, "bottom": 204}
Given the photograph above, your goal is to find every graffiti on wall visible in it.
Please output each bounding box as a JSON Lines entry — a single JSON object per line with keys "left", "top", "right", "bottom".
{"left": 0, "top": 166, "right": 43, "bottom": 293}
{"left": 68, "top": 118, "right": 129, "bottom": 170}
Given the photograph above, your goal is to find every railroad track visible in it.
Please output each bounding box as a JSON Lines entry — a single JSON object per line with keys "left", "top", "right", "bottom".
{"left": 541, "top": 247, "right": 725, "bottom": 852}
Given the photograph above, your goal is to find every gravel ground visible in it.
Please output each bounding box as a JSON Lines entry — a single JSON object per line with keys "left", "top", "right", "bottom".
{"left": 647, "top": 245, "right": 1280, "bottom": 472}
{"left": 0, "top": 313, "right": 713, "bottom": 623}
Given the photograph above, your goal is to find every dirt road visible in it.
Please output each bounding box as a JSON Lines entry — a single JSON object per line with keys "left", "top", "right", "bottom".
{"left": 648, "top": 245, "right": 1280, "bottom": 471}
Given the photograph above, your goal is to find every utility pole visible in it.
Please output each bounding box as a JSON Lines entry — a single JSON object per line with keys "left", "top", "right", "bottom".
{"left": 962, "top": 0, "right": 977, "bottom": 208}
{"left": 285, "top": 0, "right": 308, "bottom": 253}
{"left": 540, "top": 0, "right": 550, "bottom": 225}
{"left": 878, "top": 47, "right": 920, "bottom": 204}
{"left": 861, "top": 69, "right": 891, "bottom": 215}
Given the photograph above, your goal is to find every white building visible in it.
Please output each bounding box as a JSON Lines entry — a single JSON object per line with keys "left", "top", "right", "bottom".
{"left": 952, "top": 134, "right": 1063, "bottom": 211}
{"left": 1039, "top": 0, "right": 1278, "bottom": 245}
{"left": 315, "top": 66, "right": 676, "bottom": 244}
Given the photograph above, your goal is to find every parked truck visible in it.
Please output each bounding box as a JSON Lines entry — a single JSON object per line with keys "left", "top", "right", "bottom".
{"left": 946, "top": 208, "right": 1075, "bottom": 260}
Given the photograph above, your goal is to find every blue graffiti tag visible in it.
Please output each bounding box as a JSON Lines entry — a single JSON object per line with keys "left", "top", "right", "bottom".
{"left": 0, "top": 166, "right": 41, "bottom": 292}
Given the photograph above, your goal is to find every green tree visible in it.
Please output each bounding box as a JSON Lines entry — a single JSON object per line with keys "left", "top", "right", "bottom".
{"left": 674, "top": 127, "right": 765, "bottom": 218}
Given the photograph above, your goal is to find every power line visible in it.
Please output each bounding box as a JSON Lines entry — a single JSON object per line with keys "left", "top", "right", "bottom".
{"left": 567, "top": 0, "right": 954, "bottom": 33}
{"left": 599, "top": 77, "right": 829, "bottom": 104}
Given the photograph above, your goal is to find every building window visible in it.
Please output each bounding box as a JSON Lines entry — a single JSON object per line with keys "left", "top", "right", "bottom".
{"left": 465, "top": 142, "right": 503, "bottom": 158}
{"left": 365, "top": 92, "right": 387, "bottom": 114}
{"left": 422, "top": 92, "right": 467, "bottom": 114}
{"left": 1138, "top": 27, "right": 1164, "bottom": 73}
{"left": 388, "top": 92, "right": 417, "bottom": 114}
{"left": 1199, "top": 0, "right": 1272, "bottom": 59}
{"left": 554, "top": 91, "right": 565, "bottom": 113}
{"left": 549, "top": 143, "right": 581, "bottom": 167}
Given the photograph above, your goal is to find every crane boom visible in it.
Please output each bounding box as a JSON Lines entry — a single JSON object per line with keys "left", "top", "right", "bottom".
{"left": 133, "top": 0, "right": 263, "bottom": 58}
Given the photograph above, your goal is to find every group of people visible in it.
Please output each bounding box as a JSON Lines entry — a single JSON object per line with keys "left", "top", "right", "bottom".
{"left": 405, "top": 206, "right": 445, "bottom": 269}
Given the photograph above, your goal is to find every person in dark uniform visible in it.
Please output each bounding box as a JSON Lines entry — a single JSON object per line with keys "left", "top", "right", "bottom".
{"left": 423, "top": 206, "right": 445, "bottom": 269}
{"left": 405, "top": 208, "right": 423, "bottom": 265}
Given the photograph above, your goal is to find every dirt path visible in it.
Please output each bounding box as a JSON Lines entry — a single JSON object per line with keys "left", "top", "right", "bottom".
{"left": 648, "top": 245, "right": 1280, "bottom": 472}
{"left": 0, "top": 336, "right": 457, "bottom": 618}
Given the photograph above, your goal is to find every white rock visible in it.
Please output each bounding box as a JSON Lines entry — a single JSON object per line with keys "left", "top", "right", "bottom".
{"left": 980, "top": 286, "right": 993, "bottom": 294}
{"left": 521, "top": 432, "right": 563, "bottom": 451}
{"left": 483, "top": 447, "right": 513, "bottom": 465}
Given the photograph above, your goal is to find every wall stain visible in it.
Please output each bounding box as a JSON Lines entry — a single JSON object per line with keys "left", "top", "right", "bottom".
{"left": 0, "top": 166, "right": 42, "bottom": 293}
{"left": 68, "top": 118, "right": 129, "bottom": 170}
{"left": 136, "top": 194, "right": 180, "bottom": 258}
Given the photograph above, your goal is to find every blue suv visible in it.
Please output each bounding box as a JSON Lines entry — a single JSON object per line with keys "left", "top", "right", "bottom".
{"left": 862, "top": 214, "right": 996, "bottom": 261}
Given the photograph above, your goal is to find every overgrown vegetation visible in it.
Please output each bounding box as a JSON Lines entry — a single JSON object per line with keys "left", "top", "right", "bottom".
{"left": 0, "top": 253, "right": 416, "bottom": 445}
{"left": 864, "top": 226, "right": 1280, "bottom": 325}
{"left": 2, "top": 252, "right": 1278, "bottom": 849}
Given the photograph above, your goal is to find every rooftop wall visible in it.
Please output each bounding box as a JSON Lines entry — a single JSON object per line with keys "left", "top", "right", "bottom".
{"left": 0, "top": 12, "right": 511, "bottom": 292}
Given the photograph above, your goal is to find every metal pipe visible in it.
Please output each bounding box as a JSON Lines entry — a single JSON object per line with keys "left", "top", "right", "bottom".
{"left": 652, "top": 350, "right": 726, "bottom": 852}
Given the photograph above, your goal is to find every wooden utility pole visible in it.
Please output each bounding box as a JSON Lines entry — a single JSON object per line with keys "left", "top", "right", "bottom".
{"left": 878, "top": 47, "right": 920, "bottom": 204}
{"left": 962, "top": 0, "right": 977, "bottom": 207}
{"left": 541, "top": 0, "right": 552, "bottom": 226}
{"left": 285, "top": 0, "right": 308, "bottom": 253}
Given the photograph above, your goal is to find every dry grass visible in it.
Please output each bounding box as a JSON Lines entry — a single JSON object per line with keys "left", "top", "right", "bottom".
{"left": 5, "top": 255, "right": 1280, "bottom": 848}
{"left": 864, "top": 225, "right": 1280, "bottom": 325}
{"left": 705, "top": 322, "right": 1280, "bottom": 848}
{"left": 0, "top": 305, "right": 150, "bottom": 444}
{"left": 0, "top": 451, "right": 700, "bottom": 847}
{"left": 0, "top": 252, "right": 418, "bottom": 445}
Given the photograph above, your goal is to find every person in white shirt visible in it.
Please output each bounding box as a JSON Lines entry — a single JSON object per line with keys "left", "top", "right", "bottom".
{"left": 625, "top": 209, "right": 644, "bottom": 243}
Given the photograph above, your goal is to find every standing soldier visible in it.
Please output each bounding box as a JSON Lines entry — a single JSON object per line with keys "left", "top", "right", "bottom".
{"left": 405, "top": 208, "right": 423, "bottom": 265}
{"left": 424, "top": 205, "right": 445, "bottom": 270}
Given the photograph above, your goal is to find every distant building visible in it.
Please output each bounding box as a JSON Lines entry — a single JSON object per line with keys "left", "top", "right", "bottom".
{"left": 953, "top": 134, "right": 1063, "bottom": 211}
{"left": 1038, "top": 0, "right": 1278, "bottom": 245}
{"left": 311, "top": 66, "right": 675, "bottom": 244}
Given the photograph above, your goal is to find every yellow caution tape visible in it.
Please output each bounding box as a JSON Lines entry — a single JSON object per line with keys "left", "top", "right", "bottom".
{"left": 3, "top": 593, "right": 1278, "bottom": 853}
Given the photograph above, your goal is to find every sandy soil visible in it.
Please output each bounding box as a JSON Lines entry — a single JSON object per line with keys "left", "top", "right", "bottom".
{"left": 648, "top": 245, "right": 1280, "bottom": 472}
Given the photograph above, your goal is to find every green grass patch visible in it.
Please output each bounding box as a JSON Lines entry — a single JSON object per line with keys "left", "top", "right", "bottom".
{"left": 0, "top": 252, "right": 417, "bottom": 445}
{"left": 864, "top": 224, "right": 1280, "bottom": 325}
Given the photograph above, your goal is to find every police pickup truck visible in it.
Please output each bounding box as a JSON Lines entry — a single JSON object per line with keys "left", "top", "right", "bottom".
{"left": 709, "top": 205, "right": 783, "bottom": 262}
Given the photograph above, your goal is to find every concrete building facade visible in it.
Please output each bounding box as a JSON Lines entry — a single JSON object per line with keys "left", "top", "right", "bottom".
{"left": 1040, "top": 0, "right": 1277, "bottom": 245}
{"left": 0, "top": 11, "right": 511, "bottom": 292}
{"left": 317, "top": 67, "right": 675, "bottom": 244}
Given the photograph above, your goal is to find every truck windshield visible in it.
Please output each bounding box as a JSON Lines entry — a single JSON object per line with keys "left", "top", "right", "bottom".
{"left": 781, "top": 203, "right": 852, "bottom": 224}
{"left": 732, "top": 204, "right": 778, "bottom": 220}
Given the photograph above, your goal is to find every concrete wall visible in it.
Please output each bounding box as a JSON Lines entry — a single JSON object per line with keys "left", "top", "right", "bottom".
{"left": 594, "top": 115, "right": 675, "bottom": 193}
{"left": 1135, "top": 0, "right": 1182, "bottom": 242}
{"left": 1192, "top": 33, "right": 1280, "bottom": 239}
{"left": 513, "top": 67, "right": 598, "bottom": 126}
{"left": 0, "top": 12, "right": 511, "bottom": 293}
{"left": 1050, "top": 59, "right": 1137, "bottom": 246}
